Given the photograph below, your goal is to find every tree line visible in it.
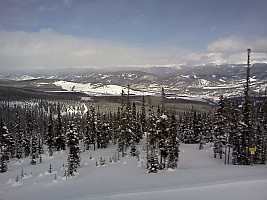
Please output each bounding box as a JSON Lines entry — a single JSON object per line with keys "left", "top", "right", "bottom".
{"left": 1, "top": 50, "right": 267, "bottom": 174}
{"left": 0, "top": 90, "right": 266, "bottom": 175}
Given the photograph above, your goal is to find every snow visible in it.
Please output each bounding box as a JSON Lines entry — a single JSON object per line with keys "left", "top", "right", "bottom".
{"left": 1, "top": 143, "right": 267, "bottom": 200}
{"left": 161, "top": 114, "right": 168, "bottom": 120}
{"left": 167, "top": 96, "right": 209, "bottom": 103}
{"left": 11, "top": 75, "right": 37, "bottom": 81}
{"left": 100, "top": 75, "right": 111, "bottom": 79}
{"left": 90, "top": 180, "right": 267, "bottom": 200}
{"left": 203, "top": 85, "right": 236, "bottom": 90}
{"left": 198, "top": 79, "right": 210, "bottom": 85}
{"left": 54, "top": 81, "right": 154, "bottom": 96}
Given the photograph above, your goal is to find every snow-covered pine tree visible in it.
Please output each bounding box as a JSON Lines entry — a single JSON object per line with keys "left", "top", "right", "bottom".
{"left": 254, "top": 99, "right": 267, "bottom": 164}
{"left": 140, "top": 95, "right": 147, "bottom": 135}
{"left": 230, "top": 49, "right": 257, "bottom": 165}
{"left": 46, "top": 111, "right": 54, "bottom": 156}
{"left": 111, "top": 107, "right": 121, "bottom": 146}
{"left": 96, "top": 106, "right": 102, "bottom": 149}
{"left": 4, "top": 123, "right": 15, "bottom": 159}
{"left": 202, "top": 111, "right": 214, "bottom": 143}
{"left": 157, "top": 112, "right": 168, "bottom": 169}
{"left": 0, "top": 117, "right": 9, "bottom": 172}
{"left": 109, "top": 111, "right": 117, "bottom": 145}
{"left": 86, "top": 106, "right": 97, "bottom": 151}
{"left": 167, "top": 112, "right": 179, "bottom": 169}
{"left": 84, "top": 110, "right": 91, "bottom": 150}
{"left": 55, "top": 103, "right": 65, "bottom": 151}
{"left": 100, "top": 113, "right": 110, "bottom": 149}
{"left": 131, "top": 102, "right": 142, "bottom": 145}
{"left": 0, "top": 153, "right": 7, "bottom": 173}
{"left": 177, "top": 113, "right": 188, "bottom": 143}
{"left": 118, "top": 108, "right": 129, "bottom": 157}
{"left": 147, "top": 103, "right": 158, "bottom": 171}
{"left": 25, "top": 110, "right": 39, "bottom": 165}
{"left": 66, "top": 123, "right": 80, "bottom": 176}
{"left": 194, "top": 112, "right": 205, "bottom": 146}
{"left": 180, "top": 109, "right": 201, "bottom": 144}
{"left": 239, "top": 49, "right": 254, "bottom": 165}
{"left": 118, "top": 87, "right": 134, "bottom": 156}
{"left": 223, "top": 100, "right": 240, "bottom": 164}
{"left": 213, "top": 95, "right": 225, "bottom": 159}
{"left": 14, "top": 110, "right": 24, "bottom": 159}
{"left": 230, "top": 99, "right": 245, "bottom": 165}
{"left": 125, "top": 87, "right": 134, "bottom": 148}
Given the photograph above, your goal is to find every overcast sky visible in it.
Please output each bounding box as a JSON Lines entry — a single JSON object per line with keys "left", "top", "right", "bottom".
{"left": 0, "top": 0, "right": 267, "bottom": 70}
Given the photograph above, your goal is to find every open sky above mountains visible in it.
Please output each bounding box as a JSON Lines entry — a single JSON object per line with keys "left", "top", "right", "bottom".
{"left": 0, "top": 0, "right": 267, "bottom": 70}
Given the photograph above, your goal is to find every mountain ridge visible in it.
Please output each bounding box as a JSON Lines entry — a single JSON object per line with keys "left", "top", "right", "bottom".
{"left": 0, "top": 63, "right": 266, "bottom": 101}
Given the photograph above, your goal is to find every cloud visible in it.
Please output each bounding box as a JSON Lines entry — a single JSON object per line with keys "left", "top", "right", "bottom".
{"left": 38, "top": 0, "right": 72, "bottom": 12}
{"left": 181, "top": 52, "right": 226, "bottom": 65}
{"left": 0, "top": 29, "right": 185, "bottom": 69}
{"left": 204, "top": 36, "right": 267, "bottom": 64}
{"left": 1, "top": 30, "right": 266, "bottom": 70}
{"left": 39, "top": 6, "right": 56, "bottom": 12}
{"left": 207, "top": 35, "right": 267, "bottom": 53}
{"left": 63, "top": 0, "right": 72, "bottom": 7}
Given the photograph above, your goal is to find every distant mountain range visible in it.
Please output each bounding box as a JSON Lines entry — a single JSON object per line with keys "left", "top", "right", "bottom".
{"left": 0, "top": 63, "right": 266, "bottom": 102}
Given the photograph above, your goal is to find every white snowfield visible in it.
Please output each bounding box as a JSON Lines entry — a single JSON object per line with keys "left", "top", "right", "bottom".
{"left": 54, "top": 80, "right": 154, "bottom": 96}
{"left": 1, "top": 143, "right": 267, "bottom": 200}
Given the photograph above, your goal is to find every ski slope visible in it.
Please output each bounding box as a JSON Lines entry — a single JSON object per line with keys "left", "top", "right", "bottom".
{"left": 1, "top": 143, "right": 267, "bottom": 200}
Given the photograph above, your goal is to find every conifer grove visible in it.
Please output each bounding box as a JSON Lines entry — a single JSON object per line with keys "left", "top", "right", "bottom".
{"left": 0, "top": 51, "right": 266, "bottom": 174}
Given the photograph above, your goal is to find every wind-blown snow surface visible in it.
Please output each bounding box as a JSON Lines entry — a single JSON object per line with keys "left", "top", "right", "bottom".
{"left": 1, "top": 143, "right": 267, "bottom": 200}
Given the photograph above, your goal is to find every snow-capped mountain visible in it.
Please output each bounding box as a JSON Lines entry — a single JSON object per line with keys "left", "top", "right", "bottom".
{"left": 0, "top": 63, "right": 266, "bottom": 101}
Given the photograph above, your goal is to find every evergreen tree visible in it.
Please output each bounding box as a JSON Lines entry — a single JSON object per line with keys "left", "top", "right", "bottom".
{"left": 96, "top": 107, "right": 102, "bottom": 149}
{"left": 84, "top": 110, "right": 91, "bottom": 150}
{"left": 109, "top": 111, "right": 117, "bottom": 144}
{"left": 118, "top": 88, "right": 134, "bottom": 156}
{"left": 25, "top": 110, "right": 39, "bottom": 165}
{"left": 254, "top": 99, "right": 267, "bottom": 164}
{"left": 237, "top": 49, "right": 254, "bottom": 165}
{"left": 131, "top": 102, "right": 142, "bottom": 144}
{"left": 46, "top": 111, "right": 54, "bottom": 156}
{"left": 231, "top": 100, "right": 246, "bottom": 165}
{"left": 118, "top": 107, "right": 131, "bottom": 156}
{"left": 100, "top": 113, "right": 110, "bottom": 149}
{"left": 89, "top": 106, "right": 97, "bottom": 150}
{"left": 140, "top": 95, "right": 146, "bottom": 134}
{"left": 14, "top": 110, "right": 24, "bottom": 159}
{"left": 66, "top": 123, "right": 80, "bottom": 176}
{"left": 0, "top": 117, "right": 9, "bottom": 172}
{"left": 55, "top": 103, "right": 65, "bottom": 151}
{"left": 167, "top": 113, "right": 179, "bottom": 169}
{"left": 179, "top": 109, "right": 202, "bottom": 144}
{"left": 223, "top": 100, "right": 240, "bottom": 164}
{"left": 0, "top": 153, "right": 8, "bottom": 173}
{"left": 112, "top": 107, "right": 121, "bottom": 145}
{"left": 177, "top": 113, "right": 188, "bottom": 143}
{"left": 147, "top": 103, "right": 158, "bottom": 171}
{"left": 213, "top": 95, "right": 225, "bottom": 159}
{"left": 157, "top": 112, "right": 168, "bottom": 169}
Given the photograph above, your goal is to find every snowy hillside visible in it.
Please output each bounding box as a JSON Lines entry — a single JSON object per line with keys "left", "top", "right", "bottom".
{"left": 1, "top": 142, "right": 267, "bottom": 200}
{"left": 1, "top": 63, "right": 266, "bottom": 101}
{"left": 54, "top": 80, "right": 154, "bottom": 96}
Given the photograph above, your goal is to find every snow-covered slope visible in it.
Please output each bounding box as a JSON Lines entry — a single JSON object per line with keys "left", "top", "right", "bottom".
{"left": 54, "top": 80, "right": 154, "bottom": 96}
{"left": 1, "top": 63, "right": 266, "bottom": 101}
{"left": 1, "top": 142, "right": 267, "bottom": 200}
